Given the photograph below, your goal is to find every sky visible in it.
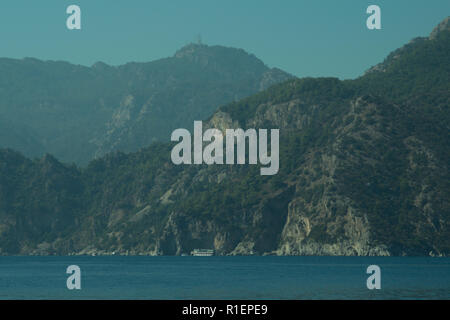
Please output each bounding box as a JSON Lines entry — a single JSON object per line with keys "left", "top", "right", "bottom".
{"left": 0, "top": 1, "right": 448, "bottom": 79}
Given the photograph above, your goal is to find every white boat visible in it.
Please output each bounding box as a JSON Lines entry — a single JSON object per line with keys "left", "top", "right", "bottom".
{"left": 190, "top": 249, "right": 214, "bottom": 256}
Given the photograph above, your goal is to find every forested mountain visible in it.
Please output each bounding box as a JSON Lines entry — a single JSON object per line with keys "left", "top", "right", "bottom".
{"left": 0, "top": 18, "right": 448, "bottom": 256}
{"left": 0, "top": 44, "right": 292, "bottom": 164}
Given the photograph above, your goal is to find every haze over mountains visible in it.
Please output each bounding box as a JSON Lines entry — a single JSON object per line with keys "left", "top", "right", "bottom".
{"left": 0, "top": 44, "right": 292, "bottom": 164}
{"left": 0, "top": 18, "right": 448, "bottom": 256}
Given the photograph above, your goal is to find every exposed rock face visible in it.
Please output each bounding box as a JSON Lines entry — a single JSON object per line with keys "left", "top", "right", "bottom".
{"left": 278, "top": 191, "right": 389, "bottom": 256}
{"left": 0, "top": 18, "right": 448, "bottom": 256}
{"left": 104, "top": 90, "right": 444, "bottom": 257}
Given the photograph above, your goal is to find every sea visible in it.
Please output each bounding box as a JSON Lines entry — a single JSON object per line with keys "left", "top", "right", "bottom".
{"left": 0, "top": 256, "right": 448, "bottom": 300}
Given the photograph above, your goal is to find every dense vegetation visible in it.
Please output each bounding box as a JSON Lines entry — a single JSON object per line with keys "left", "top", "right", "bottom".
{"left": 0, "top": 20, "right": 448, "bottom": 256}
{"left": 0, "top": 44, "right": 292, "bottom": 164}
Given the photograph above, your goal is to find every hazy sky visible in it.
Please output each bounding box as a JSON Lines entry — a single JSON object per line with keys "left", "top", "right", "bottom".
{"left": 0, "top": 1, "right": 448, "bottom": 79}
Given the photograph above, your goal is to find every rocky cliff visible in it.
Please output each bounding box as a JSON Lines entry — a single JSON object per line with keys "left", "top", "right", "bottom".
{"left": 0, "top": 18, "right": 448, "bottom": 256}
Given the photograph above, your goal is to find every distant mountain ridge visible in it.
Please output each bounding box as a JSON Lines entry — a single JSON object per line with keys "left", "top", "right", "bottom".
{"left": 0, "top": 44, "right": 293, "bottom": 164}
{"left": 0, "top": 18, "right": 448, "bottom": 256}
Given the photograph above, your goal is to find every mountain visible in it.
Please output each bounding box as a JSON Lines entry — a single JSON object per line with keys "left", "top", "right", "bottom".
{"left": 0, "top": 18, "right": 448, "bottom": 256}
{"left": 0, "top": 44, "right": 293, "bottom": 164}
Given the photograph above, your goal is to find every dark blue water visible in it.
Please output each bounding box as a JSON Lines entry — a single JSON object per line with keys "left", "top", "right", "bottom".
{"left": 0, "top": 256, "right": 449, "bottom": 299}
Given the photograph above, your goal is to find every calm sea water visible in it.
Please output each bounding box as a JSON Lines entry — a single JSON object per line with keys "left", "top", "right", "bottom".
{"left": 0, "top": 256, "right": 449, "bottom": 299}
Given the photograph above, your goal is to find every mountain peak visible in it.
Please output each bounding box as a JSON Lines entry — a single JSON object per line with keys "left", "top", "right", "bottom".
{"left": 174, "top": 43, "right": 210, "bottom": 58}
{"left": 173, "top": 43, "right": 263, "bottom": 66}
{"left": 365, "top": 17, "right": 449, "bottom": 75}
{"left": 92, "top": 61, "right": 111, "bottom": 69}
{"left": 429, "top": 16, "right": 450, "bottom": 39}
